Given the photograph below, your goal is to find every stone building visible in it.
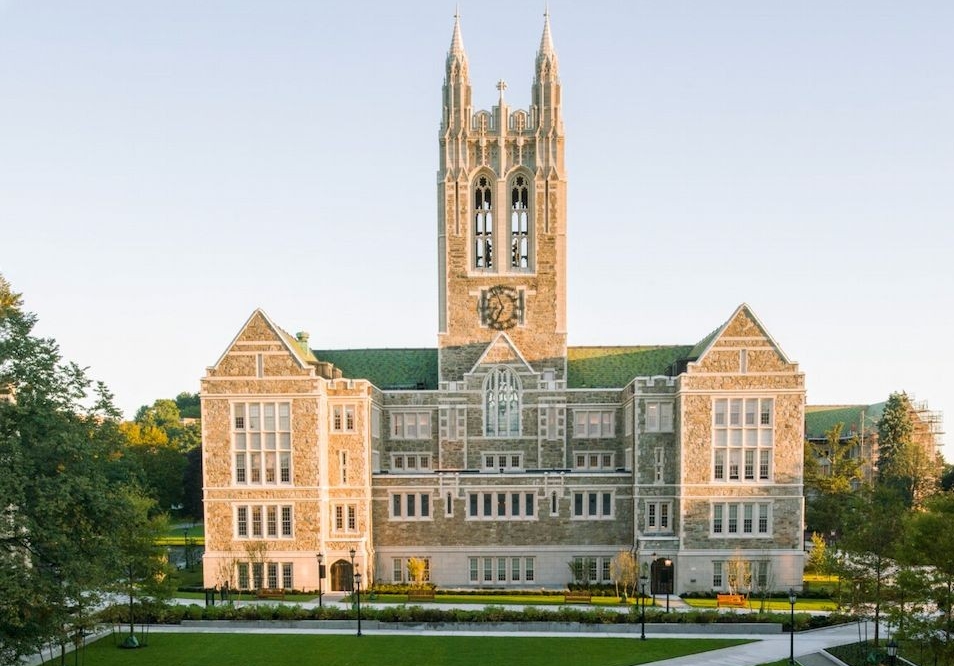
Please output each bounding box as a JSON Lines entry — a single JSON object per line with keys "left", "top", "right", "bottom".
{"left": 200, "top": 14, "right": 806, "bottom": 595}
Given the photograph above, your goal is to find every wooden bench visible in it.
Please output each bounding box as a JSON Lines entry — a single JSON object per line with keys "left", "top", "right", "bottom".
{"left": 407, "top": 588, "right": 436, "bottom": 602}
{"left": 256, "top": 588, "right": 285, "bottom": 601}
{"left": 564, "top": 591, "right": 592, "bottom": 604}
{"left": 716, "top": 593, "right": 748, "bottom": 608}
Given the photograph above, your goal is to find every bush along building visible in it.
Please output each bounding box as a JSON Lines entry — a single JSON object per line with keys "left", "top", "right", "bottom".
{"left": 200, "top": 14, "right": 806, "bottom": 596}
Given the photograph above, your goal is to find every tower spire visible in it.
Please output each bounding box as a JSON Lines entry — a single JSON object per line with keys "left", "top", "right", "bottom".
{"left": 449, "top": 8, "right": 466, "bottom": 60}
{"left": 539, "top": 5, "right": 554, "bottom": 57}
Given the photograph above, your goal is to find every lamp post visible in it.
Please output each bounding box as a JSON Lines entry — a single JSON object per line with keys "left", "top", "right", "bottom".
{"left": 664, "top": 559, "right": 672, "bottom": 613}
{"left": 349, "top": 548, "right": 356, "bottom": 593}
{"left": 788, "top": 588, "right": 797, "bottom": 666}
{"left": 639, "top": 574, "right": 649, "bottom": 641}
{"left": 353, "top": 572, "right": 363, "bottom": 637}
{"left": 886, "top": 639, "right": 898, "bottom": 666}
{"left": 316, "top": 553, "right": 324, "bottom": 608}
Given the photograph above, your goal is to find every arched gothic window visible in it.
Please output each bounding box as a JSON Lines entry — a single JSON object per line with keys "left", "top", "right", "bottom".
{"left": 510, "top": 175, "right": 530, "bottom": 268}
{"left": 474, "top": 175, "right": 493, "bottom": 268}
{"left": 484, "top": 366, "right": 520, "bottom": 436}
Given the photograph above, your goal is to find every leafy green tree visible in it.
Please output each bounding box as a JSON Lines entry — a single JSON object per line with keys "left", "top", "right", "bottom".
{"left": 804, "top": 424, "right": 865, "bottom": 536}
{"left": 182, "top": 446, "right": 204, "bottom": 519}
{"left": 877, "top": 391, "right": 939, "bottom": 507}
{"left": 898, "top": 493, "right": 954, "bottom": 665}
{"left": 174, "top": 392, "right": 200, "bottom": 419}
{"left": 0, "top": 275, "right": 144, "bottom": 663}
{"left": 838, "top": 486, "right": 907, "bottom": 645}
{"left": 806, "top": 532, "right": 827, "bottom": 573}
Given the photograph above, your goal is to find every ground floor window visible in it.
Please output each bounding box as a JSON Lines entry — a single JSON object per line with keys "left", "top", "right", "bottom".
{"left": 390, "top": 557, "right": 431, "bottom": 584}
{"left": 235, "top": 561, "right": 294, "bottom": 590}
{"left": 570, "top": 555, "right": 615, "bottom": 585}
{"left": 468, "top": 556, "right": 535, "bottom": 584}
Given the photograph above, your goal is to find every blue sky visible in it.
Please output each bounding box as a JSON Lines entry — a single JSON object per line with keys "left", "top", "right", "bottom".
{"left": 1, "top": 1, "right": 951, "bottom": 460}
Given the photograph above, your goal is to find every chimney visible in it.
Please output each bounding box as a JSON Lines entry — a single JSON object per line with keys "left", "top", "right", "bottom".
{"left": 295, "top": 331, "right": 310, "bottom": 355}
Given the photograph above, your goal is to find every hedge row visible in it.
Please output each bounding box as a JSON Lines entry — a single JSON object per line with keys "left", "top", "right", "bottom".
{"left": 98, "top": 600, "right": 849, "bottom": 632}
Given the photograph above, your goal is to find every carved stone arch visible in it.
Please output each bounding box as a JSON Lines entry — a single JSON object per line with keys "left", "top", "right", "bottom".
{"left": 509, "top": 109, "right": 529, "bottom": 132}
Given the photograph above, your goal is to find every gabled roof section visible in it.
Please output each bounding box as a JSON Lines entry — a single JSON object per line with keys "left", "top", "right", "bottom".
{"left": 312, "top": 348, "right": 438, "bottom": 391}
{"left": 688, "top": 303, "right": 793, "bottom": 365}
{"left": 209, "top": 309, "right": 314, "bottom": 372}
{"left": 567, "top": 346, "right": 693, "bottom": 389}
{"left": 470, "top": 333, "right": 535, "bottom": 374}
{"left": 805, "top": 403, "right": 885, "bottom": 440}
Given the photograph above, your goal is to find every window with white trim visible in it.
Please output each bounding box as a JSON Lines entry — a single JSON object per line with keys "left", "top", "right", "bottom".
{"left": 333, "top": 503, "right": 358, "bottom": 533}
{"left": 711, "top": 501, "right": 771, "bottom": 536}
{"left": 233, "top": 402, "right": 292, "bottom": 485}
{"left": 646, "top": 500, "right": 672, "bottom": 533}
{"left": 571, "top": 556, "right": 615, "bottom": 584}
{"left": 391, "top": 453, "right": 432, "bottom": 472}
{"left": 712, "top": 561, "right": 724, "bottom": 588}
{"left": 439, "top": 405, "right": 466, "bottom": 441}
{"left": 390, "top": 492, "right": 432, "bottom": 521}
{"left": 573, "top": 451, "right": 615, "bottom": 470}
{"left": 712, "top": 398, "right": 774, "bottom": 482}
{"left": 339, "top": 451, "right": 348, "bottom": 484}
{"left": 468, "top": 556, "right": 535, "bottom": 583}
{"left": 391, "top": 557, "right": 431, "bottom": 583}
{"left": 235, "top": 504, "right": 293, "bottom": 539}
{"left": 391, "top": 411, "right": 432, "bottom": 439}
{"left": 466, "top": 491, "right": 536, "bottom": 520}
{"left": 539, "top": 404, "right": 566, "bottom": 441}
{"left": 571, "top": 491, "right": 614, "bottom": 519}
{"left": 482, "top": 452, "right": 523, "bottom": 471}
{"left": 573, "top": 410, "right": 615, "bottom": 438}
{"left": 645, "top": 401, "right": 674, "bottom": 433}
{"left": 332, "top": 404, "right": 356, "bottom": 433}
{"left": 485, "top": 367, "right": 521, "bottom": 437}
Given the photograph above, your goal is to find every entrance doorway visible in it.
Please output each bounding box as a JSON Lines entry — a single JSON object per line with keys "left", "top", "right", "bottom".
{"left": 330, "top": 559, "right": 354, "bottom": 592}
{"left": 650, "top": 557, "right": 674, "bottom": 596}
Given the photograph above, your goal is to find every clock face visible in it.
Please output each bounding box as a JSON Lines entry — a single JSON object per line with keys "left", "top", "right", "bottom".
{"left": 481, "top": 285, "right": 523, "bottom": 330}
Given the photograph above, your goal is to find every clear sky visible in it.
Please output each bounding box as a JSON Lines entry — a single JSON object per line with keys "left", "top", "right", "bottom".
{"left": 1, "top": 1, "right": 951, "bottom": 460}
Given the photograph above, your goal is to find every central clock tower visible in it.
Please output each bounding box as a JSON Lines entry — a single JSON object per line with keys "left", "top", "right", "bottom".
{"left": 437, "top": 13, "right": 567, "bottom": 382}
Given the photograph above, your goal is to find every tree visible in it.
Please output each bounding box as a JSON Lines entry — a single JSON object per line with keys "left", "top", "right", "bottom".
{"left": 806, "top": 532, "right": 827, "bottom": 573}
{"left": 877, "top": 392, "right": 939, "bottom": 507}
{"left": 838, "top": 486, "right": 907, "bottom": 645}
{"left": 609, "top": 550, "right": 638, "bottom": 599}
{"left": 113, "top": 491, "right": 175, "bottom": 647}
{"left": 898, "top": 493, "right": 954, "bottom": 665}
{"left": 406, "top": 557, "right": 428, "bottom": 588}
{"left": 120, "top": 421, "right": 187, "bottom": 512}
{"left": 725, "top": 551, "right": 752, "bottom": 597}
{"left": 804, "top": 424, "right": 865, "bottom": 536}
{"left": 0, "top": 275, "right": 147, "bottom": 663}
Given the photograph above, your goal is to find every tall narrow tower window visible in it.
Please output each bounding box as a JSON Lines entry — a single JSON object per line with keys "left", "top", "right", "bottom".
{"left": 484, "top": 366, "right": 521, "bottom": 437}
{"left": 510, "top": 175, "right": 530, "bottom": 268}
{"left": 474, "top": 176, "right": 494, "bottom": 268}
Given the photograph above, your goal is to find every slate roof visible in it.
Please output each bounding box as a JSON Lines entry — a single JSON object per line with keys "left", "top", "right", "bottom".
{"left": 804, "top": 403, "right": 885, "bottom": 439}
{"left": 312, "top": 345, "right": 695, "bottom": 391}
{"left": 566, "top": 346, "right": 693, "bottom": 388}
{"left": 313, "top": 349, "right": 439, "bottom": 390}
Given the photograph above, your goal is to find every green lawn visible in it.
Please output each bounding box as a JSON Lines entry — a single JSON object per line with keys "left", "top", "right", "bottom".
{"left": 61, "top": 633, "right": 749, "bottom": 666}
{"left": 681, "top": 597, "right": 837, "bottom": 612}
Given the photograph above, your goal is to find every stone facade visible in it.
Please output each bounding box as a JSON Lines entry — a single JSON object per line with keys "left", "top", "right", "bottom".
{"left": 201, "top": 15, "right": 805, "bottom": 594}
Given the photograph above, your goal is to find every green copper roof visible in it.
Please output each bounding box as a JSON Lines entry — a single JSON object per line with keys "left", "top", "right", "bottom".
{"left": 804, "top": 403, "right": 885, "bottom": 439}
{"left": 566, "top": 346, "right": 692, "bottom": 388}
{"left": 310, "top": 345, "right": 695, "bottom": 391}
{"left": 313, "top": 349, "right": 439, "bottom": 390}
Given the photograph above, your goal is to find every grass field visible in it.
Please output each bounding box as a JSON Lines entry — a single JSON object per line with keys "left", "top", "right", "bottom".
{"left": 56, "top": 633, "right": 749, "bottom": 666}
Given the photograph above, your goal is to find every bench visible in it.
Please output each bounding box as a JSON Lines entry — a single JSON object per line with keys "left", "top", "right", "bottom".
{"left": 564, "top": 591, "right": 592, "bottom": 604}
{"left": 716, "top": 593, "right": 748, "bottom": 608}
{"left": 407, "top": 588, "right": 436, "bottom": 602}
{"left": 256, "top": 588, "right": 285, "bottom": 601}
